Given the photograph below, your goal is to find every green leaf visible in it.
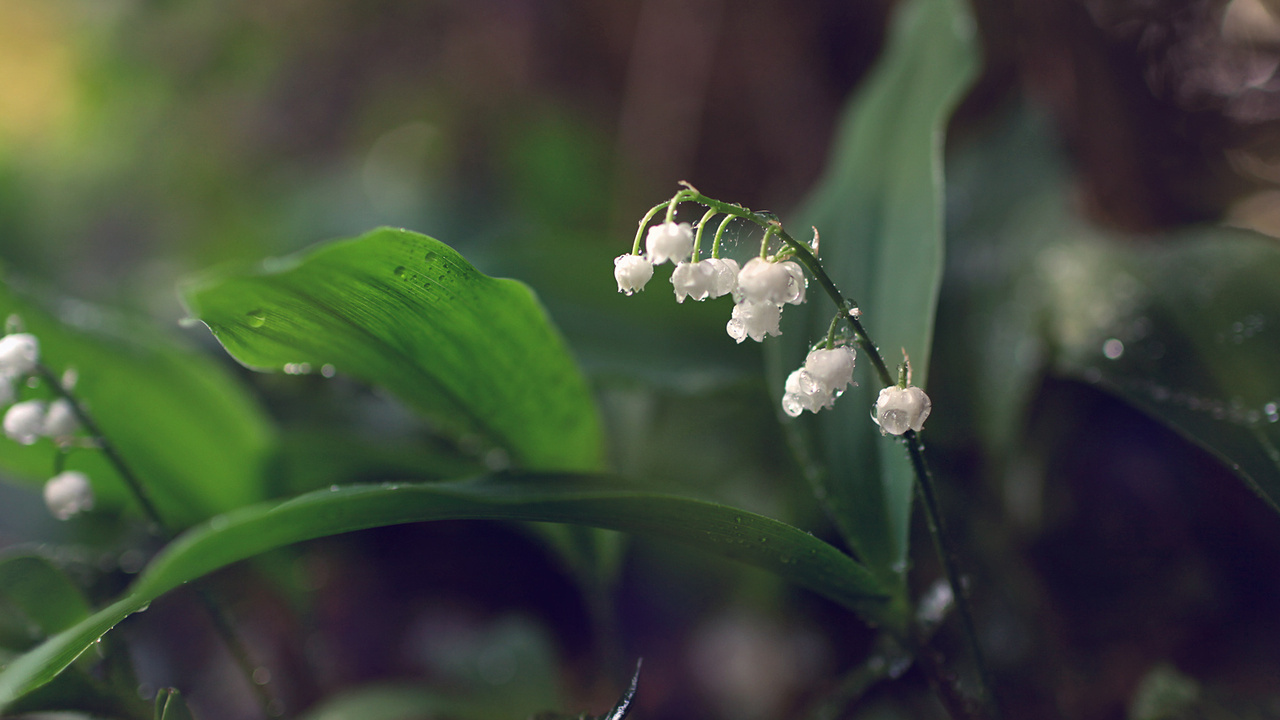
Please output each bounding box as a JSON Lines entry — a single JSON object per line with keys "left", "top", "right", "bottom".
{"left": 0, "top": 475, "right": 886, "bottom": 710}
{"left": 785, "top": 0, "right": 979, "bottom": 585}
{"left": 945, "top": 105, "right": 1280, "bottom": 519}
{"left": 0, "top": 553, "right": 92, "bottom": 645}
{"left": 181, "top": 227, "right": 604, "bottom": 473}
{"left": 1040, "top": 228, "right": 1280, "bottom": 513}
{"left": 0, "top": 279, "right": 274, "bottom": 526}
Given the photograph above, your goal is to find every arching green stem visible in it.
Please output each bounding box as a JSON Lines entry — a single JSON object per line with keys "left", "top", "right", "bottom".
{"left": 692, "top": 207, "right": 718, "bottom": 262}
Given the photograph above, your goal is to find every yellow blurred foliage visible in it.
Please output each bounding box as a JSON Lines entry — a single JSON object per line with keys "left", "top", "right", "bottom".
{"left": 0, "top": 0, "right": 76, "bottom": 146}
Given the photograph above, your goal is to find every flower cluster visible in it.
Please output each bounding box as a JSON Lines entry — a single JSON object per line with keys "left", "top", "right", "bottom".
{"left": 614, "top": 190, "right": 934, "bottom": 434}
{"left": 615, "top": 219, "right": 808, "bottom": 346}
{"left": 782, "top": 345, "right": 856, "bottom": 417}
{"left": 0, "top": 328, "right": 93, "bottom": 519}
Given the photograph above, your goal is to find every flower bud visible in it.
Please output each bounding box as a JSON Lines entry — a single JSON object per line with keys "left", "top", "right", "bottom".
{"left": 645, "top": 222, "right": 694, "bottom": 265}
{"left": 43, "top": 470, "right": 94, "bottom": 520}
{"left": 614, "top": 253, "right": 654, "bottom": 295}
{"left": 4, "top": 400, "right": 46, "bottom": 445}
{"left": 874, "top": 385, "right": 932, "bottom": 435}
{"left": 0, "top": 333, "right": 39, "bottom": 377}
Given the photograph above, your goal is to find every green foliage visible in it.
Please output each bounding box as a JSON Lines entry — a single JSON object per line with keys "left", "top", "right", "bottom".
{"left": 944, "top": 107, "right": 1280, "bottom": 513}
{"left": 181, "top": 227, "right": 605, "bottom": 473}
{"left": 0, "top": 474, "right": 886, "bottom": 711}
{"left": 1045, "top": 229, "right": 1280, "bottom": 510}
{"left": 783, "top": 0, "right": 979, "bottom": 588}
{"left": 0, "top": 277, "right": 273, "bottom": 526}
{"left": 0, "top": 553, "right": 91, "bottom": 646}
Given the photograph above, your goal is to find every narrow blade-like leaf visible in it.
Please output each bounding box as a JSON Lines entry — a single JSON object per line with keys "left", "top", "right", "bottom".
{"left": 0, "top": 475, "right": 886, "bottom": 709}
{"left": 785, "top": 0, "right": 979, "bottom": 586}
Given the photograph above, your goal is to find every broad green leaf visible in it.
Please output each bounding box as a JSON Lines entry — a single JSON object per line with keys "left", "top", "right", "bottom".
{"left": 0, "top": 278, "right": 273, "bottom": 526}
{"left": 785, "top": 0, "right": 979, "bottom": 586}
{"left": 0, "top": 553, "right": 91, "bottom": 645}
{"left": 944, "top": 105, "right": 1280, "bottom": 518}
{"left": 1039, "top": 227, "right": 1280, "bottom": 512}
{"left": 0, "top": 475, "right": 887, "bottom": 709}
{"left": 181, "top": 227, "right": 604, "bottom": 473}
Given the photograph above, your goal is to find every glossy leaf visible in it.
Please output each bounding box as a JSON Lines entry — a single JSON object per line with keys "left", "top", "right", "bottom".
{"left": 784, "top": 0, "right": 979, "bottom": 586}
{"left": 0, "top": 279, "right": 273, "bottom": 526}
{"left": 0, "top": 474, "right": 886, "bottom": 710}
{"left": 181, "top": 228, "right": 604, "bottom": 473}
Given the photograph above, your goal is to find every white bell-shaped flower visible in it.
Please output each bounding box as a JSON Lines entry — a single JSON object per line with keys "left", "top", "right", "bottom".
{"left": 735, "top": 258, "right": 790, "bottom": 305}
{"left": 780, "top": 345, "right": 856, "bottom": 417}
{"left": 671, "top": 260, "right": 716, "bottom": 303}
{"left": 874, "top": 385, "right": 932, "bottom": 435}
{"left": 782, "top": 368, "right": 833, "bottom": 417}
{"left": 44, "top": 470, "right": 94, "bottom": 520}
{"left": 780, "top": 261, "right": 806, "bottom": 305}
{"left": 645, "top": 222, "right": 694, "bottom": 265}
{"left": 42, "top": 398, "right": 79, "bottom": 441}
{"left": 704, "top": 257, "right": 739, "bottom": 298}
{"left": 726, "top": 301, "right": 781, "bottom": 343}
{"left": 804, "top": 346, "right": 856, "bottom": 394}
{"left": 614, "top": 253, "right": 654, "bottom": 295}
{"left": 735, "top": 258, "right": 807, "bottom": 306}
{"left": 0, "top": 333, "right": 39, "bottom": 377}
{"left": 4, "top": 400, "right": 46, "bottom": 445}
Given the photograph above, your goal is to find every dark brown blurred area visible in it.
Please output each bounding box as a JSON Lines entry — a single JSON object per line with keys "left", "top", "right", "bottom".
{"left": 992, "top": 0, "right": 1280, "bottom": 232}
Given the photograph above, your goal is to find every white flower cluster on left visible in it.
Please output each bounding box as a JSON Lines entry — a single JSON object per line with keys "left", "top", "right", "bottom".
{"left": 0, "top": 331, "right": 92, "bottom": 520}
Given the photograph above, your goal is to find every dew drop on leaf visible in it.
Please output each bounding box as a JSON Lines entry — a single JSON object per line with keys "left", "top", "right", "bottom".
{"left": 393, "top": 266, "right": 407, "bottom": 278}
{"left": 247, "top": 310, "right": 266, "bottom": 328}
